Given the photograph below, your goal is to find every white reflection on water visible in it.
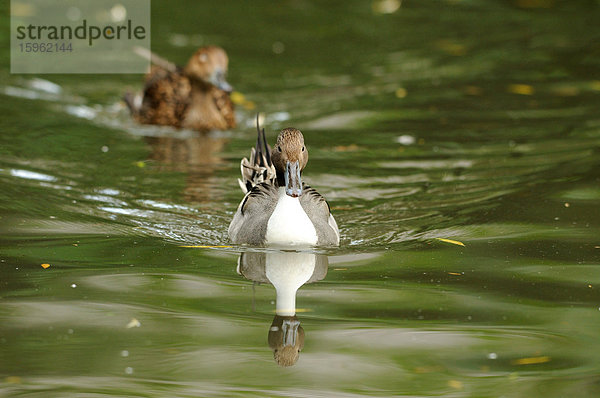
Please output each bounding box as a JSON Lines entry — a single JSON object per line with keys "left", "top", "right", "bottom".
{"left": 3, "top": 86, "right": 61, "bottom": 101}
{"left": 82, "top": 194, "right": 128, "bottom": 207}
{"left": 316, "top": 328, "right": 474, "bottom": 349}
{"left": 238, "top": 250, "right": 328, "bottom": 367}
{"left": 28, "top": 78, "right": 63, "bottom": 95}
{"left": 65, "top": 105, "right": 98, "bottom": 120}
{"left": 1, "top": 301, "right": 148, "bottom": 330}
{"left": 85, "top": 273, "right": 228, "bottom": 298}
{"left": 138, "top": 199, "right": 196, "bottom": 212}
{"left": 10, "top": 169, "right": 57, "bottom": 182}
{"left": 96, "top": 188, "right": 121, "bottom": 196}
{"left": 98, "top": 206, "right": 153, "bottom": 218}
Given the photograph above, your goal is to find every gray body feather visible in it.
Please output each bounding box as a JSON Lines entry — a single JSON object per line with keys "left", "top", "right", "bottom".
{"left": 228, "top": 119, "right": 339, "bottom": 246}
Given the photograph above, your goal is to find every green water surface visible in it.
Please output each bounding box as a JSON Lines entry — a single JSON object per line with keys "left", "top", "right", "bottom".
{"left": 1, "top": 0, "right": 600, "bottom": 397}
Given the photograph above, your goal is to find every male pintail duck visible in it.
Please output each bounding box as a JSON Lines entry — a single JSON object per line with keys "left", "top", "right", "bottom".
{"left": 228, "top": 119, "right": 339, "bottom": 246}
{"left": 124, "top": 46, "right": 236, "bottom": 131}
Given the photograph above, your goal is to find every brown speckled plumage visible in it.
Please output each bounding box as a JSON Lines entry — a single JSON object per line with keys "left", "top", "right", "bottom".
{"left": 136, "top": 66, "right": 191, "bottom": 128}
{"left": 213, "top": 88, "right": 236, "bottom": 128}
{"left": 126, "top": 46, "right": 236, "bottom": 132}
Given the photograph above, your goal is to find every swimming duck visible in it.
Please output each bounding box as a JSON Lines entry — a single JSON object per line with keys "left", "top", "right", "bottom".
{"left": 124, "top": 46, "right": 236, "bottom": 131}
{"left": 228, "top": 120, "right": 339, "bottom": 246}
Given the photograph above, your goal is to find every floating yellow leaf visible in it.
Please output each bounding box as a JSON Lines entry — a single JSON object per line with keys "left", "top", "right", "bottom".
{"left": 41, "top": 263, "right": 50, "bottom": 269}
{"left": 511, "top": 356, "right": 551, "bottom": 365}
{"left": 448, "top": 272, "right": 462, "bottom": 276}
{"left": 448, "top": 380, "right": 463, "bottom": 389}
{"left": 230, "top": 91, "right": 246, "bottom": 104}
{"left": 230, "top": 91, "right": 255, "bottom": 110}
{"left": 273, "top": 308, "right": 313, "bottom": 314}
{"left": 436, "top": 238, "right": 465, "bottom": 247}
{"left": 395, "top": 88, "right": 407, "bottom": 98}
{"left": 507, "top": 84, "right": 535, "bottom": 95}
{"left": 179, "top": 245, "right": 233, "bottom": 248}
{"left": 126, "top": 318, "right": 141, "bottom": 329}
{"left": 135, "top": 161, "right": 146, "bottom": 168}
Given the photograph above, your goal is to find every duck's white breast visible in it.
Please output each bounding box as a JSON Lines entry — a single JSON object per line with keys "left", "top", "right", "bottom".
{"left": 265, "top": 188, "right": 318, "bottom": 246}
{"left": 265, "top": 252, "right": 317, "bottom": 316}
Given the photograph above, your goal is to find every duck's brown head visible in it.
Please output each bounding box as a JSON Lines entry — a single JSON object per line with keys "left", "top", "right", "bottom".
{"left": 268, "top": 315, "right": 305, "bottom": 367}
{"left": 271, "top": 128, "right": 308, "bottom": 198}
{"left": 183, "top": 46, "right": 232, "bottom": 92}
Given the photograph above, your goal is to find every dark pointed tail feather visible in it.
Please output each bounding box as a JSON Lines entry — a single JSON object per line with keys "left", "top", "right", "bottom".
{"left": 255, "top": 114, "right": 272, "bottom": 168}
{"left": 238, "top": 114, "right": 277, "bottom": 193}
{"left": 255, "top": 114, "right": 262, "bottom": 163}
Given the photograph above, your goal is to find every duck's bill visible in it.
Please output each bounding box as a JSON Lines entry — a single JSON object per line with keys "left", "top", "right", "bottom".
{"left": 285, "top": 160, "right": 303, "bottom": 197}
{"left": 211, "top": 71, "right": 233, "bottom": 92}
{"left": 282, "top": 318, "right": 300, "bottom": 346}
{"left": 216, "top": 79, "right": 233, "bottom": 92}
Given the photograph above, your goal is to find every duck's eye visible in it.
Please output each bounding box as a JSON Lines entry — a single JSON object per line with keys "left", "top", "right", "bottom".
{"left": 301, "top": 146, "right": 305, "bottom": 152}
{"left": 277, "top": 146, "right": 282, "bottom": 152}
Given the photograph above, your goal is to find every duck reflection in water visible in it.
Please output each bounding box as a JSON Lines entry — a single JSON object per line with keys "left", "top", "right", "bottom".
{"left": 145, "top": 134, "right": 227, "bottom": 202}
{"left": 237, "top": 251, "right": 328, "bottom": 367}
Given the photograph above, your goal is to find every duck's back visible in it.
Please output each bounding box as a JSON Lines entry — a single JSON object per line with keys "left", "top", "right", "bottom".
{"left": 183, "top": 86, "right": 236, "bottom": 131}
{"left": 137, "top": 66, "right": 192, "bottom": 128}
{"left": 299, "top": 185, "right": 339, "bottom": 246}
{"left": 228, "top": 182, "right": 279, "bottom": 245}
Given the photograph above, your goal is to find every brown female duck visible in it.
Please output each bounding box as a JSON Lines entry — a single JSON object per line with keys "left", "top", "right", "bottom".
{"left": 125, "top": 46, "right": 236, "bottom": 131}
